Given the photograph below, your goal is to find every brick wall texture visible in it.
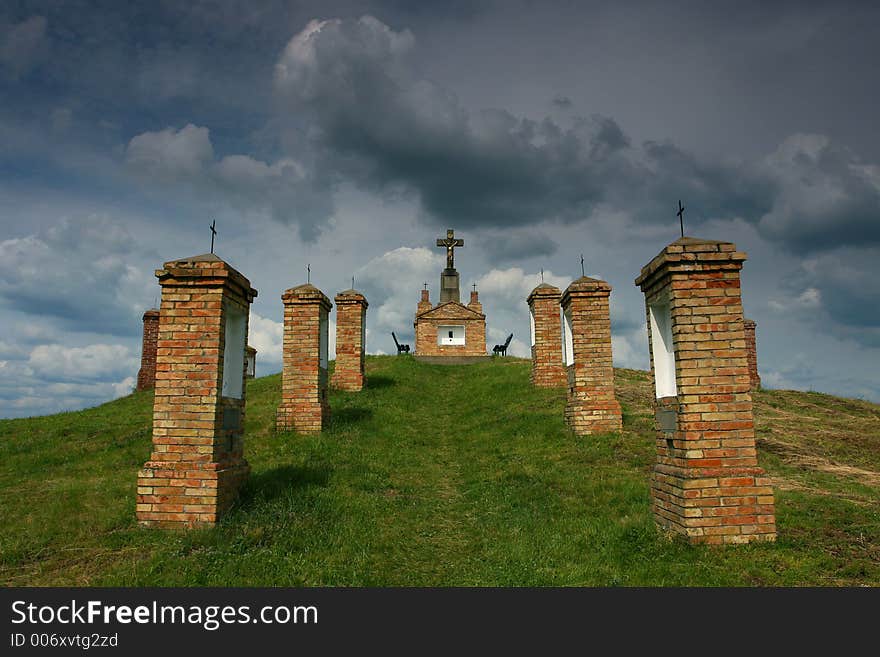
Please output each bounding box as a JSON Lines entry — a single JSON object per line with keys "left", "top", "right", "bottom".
{"left": 137, "top": 254, "right": 257, "bottom": 528}
{"left": 136, "top": 309, "right": 160, "bottom": 391}
{"left": 332, "top": 290, "right": 368, "bottom": 391}
{"left": 561, "top": 277, "right": 623, "bottom": 434}
{"left": 414, "top": 293, "right": 487, "bottom": 357}
{"left": 527, "top": 284, "right": 566, "bottom": 388}
{"left": 635, "top": 237, "right": 776, "bottom": 545}
{"left": 277, "top": 284, "right": 332, "bottom": 433}
{"left": 743, "top": 318, "right": 761, "bottom": 390}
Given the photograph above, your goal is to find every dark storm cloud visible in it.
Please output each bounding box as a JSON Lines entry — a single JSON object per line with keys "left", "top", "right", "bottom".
{"left": 273, "top": 16, "right": 879, "bottom": 256}
{"left": 780, "top": 247, "right": 880, "bottom": 348}
{"left": 552, "top": 95, "right": 573, "bottom": 110}
{"left": 481, "top": 230, "right": 558, "bottom": 264}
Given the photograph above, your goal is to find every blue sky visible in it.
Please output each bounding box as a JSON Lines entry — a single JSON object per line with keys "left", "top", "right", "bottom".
{"left": 1, "top": 1, "right": 878, "bottom": 417}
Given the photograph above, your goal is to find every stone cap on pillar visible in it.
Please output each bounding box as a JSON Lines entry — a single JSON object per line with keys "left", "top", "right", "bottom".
{"left": 561, "top": 276, "right": 611, "bottom": 306}
{"left": 282, "top": 283, "right": 333, "bottom": 310}
{"left": 743, "top": 318, "right": 757, "bottom": 328}
{"left": 143, "top": 308, "right": 160, "bottom": 319}
{"left": 334, "top": 289, "right": 368, "bottom": 308}
{"left": 155, "top": 253, "right": 257, "bottom": 301}
{"left": 635, "top": 237, "right": 747, "bottom": 291}
{"left": 526, "top": 282, "right": 561, "bottom": 304}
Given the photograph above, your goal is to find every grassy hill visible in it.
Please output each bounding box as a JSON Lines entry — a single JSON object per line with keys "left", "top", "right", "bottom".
{"left": 1, "top": 356, "right": 878, "bottom": 586}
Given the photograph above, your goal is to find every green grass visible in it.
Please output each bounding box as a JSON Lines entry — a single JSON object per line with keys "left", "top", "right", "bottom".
{"left": 1, "top": 356, "right": 878, "bottom": 586}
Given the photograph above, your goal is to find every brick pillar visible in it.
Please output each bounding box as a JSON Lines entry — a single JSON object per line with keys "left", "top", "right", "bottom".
{"left": 332, "top": 289, "right": 368, "bottom": 391}
{"left": 277, "top": 284, "right": 332, "bottom": 433}
{"left": 136, "top": 309, "right": 160, "bottom": 391}
{"left": 417, "top": 288, "right": 431, "bottom": 314}
{"left": 743, "top": 318, "right": 760, "bottom": 390}
{"left": 527, "top": 284, "right": 566, "bottom": 388}
{"left": 561, "top": 277, "right": 622, "bottom": 434}
{"left": 137, "top": 254, "right": 257, "bottom": 528}
{"left": 635, "top": 237, "right": 776, "bottom": 545}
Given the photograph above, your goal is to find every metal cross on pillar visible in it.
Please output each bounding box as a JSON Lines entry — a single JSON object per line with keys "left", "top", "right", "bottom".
{"left": 677, "top": 200, "right": 685, "bottom": 238}
{"left": 436, "top": 229, "right": 464, "bottom": 270}
{"left": 209, "top": 220, "right": 217, "bottom": 254}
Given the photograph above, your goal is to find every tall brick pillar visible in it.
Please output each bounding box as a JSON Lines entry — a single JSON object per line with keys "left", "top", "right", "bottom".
{"left": 136, "top": 309, "right": 160, "bottom": 391}
{"left": 560, "top": 277, "right": 622, "bottom": 434}
{"left": 277, "top": 284, "right": 332, "bottom": 433}
{"left": 527, "top": 284, "right": 566, "bottom": 388}
{"left": 635, "top": 237, "right": 776, "bottom": 544}
{"left": 332, "top": 289, "right": 368, "bottom": 392}
{"left": 137, "top": 254, "right": 257, "bottom": 528}
{"left": 743, "top": 318, "right": 760, "bottom": 390}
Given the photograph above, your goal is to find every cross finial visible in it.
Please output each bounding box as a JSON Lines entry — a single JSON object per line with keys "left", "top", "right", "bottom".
{"left": 352, "top": 276, "right": 355, "bottom": 290}
{"left": 209, "top": 219, "right": 217, "bottom": 254}
{"left": 677, "top": 200, "right": 685, "bottom": 238}
{"left": 423, "top": 281, "right": 428, "bottom": 290}
{"left": 580, "top": 254, "right": 585, "bottom": 277}
{"left": 307, "top": 263, "right": 310, "bottom": 283}
{"left": 472, "top": 282, "right": 477, "bottom": 292}
{"left": 541, "top": 267, "right": 544, "bottom": 283}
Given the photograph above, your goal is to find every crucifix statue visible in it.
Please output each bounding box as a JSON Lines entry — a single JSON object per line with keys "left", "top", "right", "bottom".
{"left": 436, "top": 229, "right": 464, "bottom": 270}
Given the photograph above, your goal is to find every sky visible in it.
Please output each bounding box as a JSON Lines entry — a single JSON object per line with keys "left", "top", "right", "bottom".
{"left": 0, "top": 0, "right": 878, "bottom": 418}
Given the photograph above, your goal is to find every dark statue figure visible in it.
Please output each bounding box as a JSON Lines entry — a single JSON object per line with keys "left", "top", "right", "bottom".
{"left": 436, "top": 229, "right": 464, "bottom": 270}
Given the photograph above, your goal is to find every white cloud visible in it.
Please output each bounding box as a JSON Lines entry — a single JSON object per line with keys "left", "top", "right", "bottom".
{"left": 768, "top": 287, "right": 822, "bottom": 313}
{"left": 356, "top": 246, "right": 444, "bottom": 341}
{"left": 125, "top": 123, "right": 214, "bottom": 178}
{"left": 477, "top": 267, "right": 570, "bottom": 303}
{"left": 0, "top": 215, "right": 153, "bottom": 334}
{"left": 0, "top": 342, "right": 139, "bottom": 418}
{"left": 28, "top": 343, "right": 138, "bottom": 381}
{"left": 246, "top": 311, "right": 337, "bottom": 377}
{"left": 124, "top": 124, "right": 331, "bottom": 240}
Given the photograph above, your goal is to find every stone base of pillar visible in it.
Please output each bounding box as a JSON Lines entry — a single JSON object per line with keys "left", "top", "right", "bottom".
{"left": 564, "top": 397, "right": 623, "bottom": 434}
{"left": 530, "top": 363, "right": 567, "bottom": 388}
{"left": 651, "top": 465, "right": 777, "bottom": 545}
{"left": 331, "top": 370, "right": 364, "bottom": 392}
{"left": 276, "top": 401, "right": 329, "bottom": 434}
{"left": 136, "top": 460, "right": 250, "bottom": 528}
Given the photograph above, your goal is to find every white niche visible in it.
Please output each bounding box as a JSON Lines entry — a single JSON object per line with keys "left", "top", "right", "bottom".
{"left": 649, "top": 302, "right": 677, "bottom": 398}
{"left": 562, "top": 308, "right": 574, "bottom": 366}
{"left": 221, "top": 301, "right": 247, "bottom": 399}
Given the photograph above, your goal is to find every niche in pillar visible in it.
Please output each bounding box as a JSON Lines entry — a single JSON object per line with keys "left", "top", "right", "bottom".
{"left": 529, "top": 308, "right": 536, "bottom": 348}
{"left": 648, "top": 302, "right": 676, "bottom": 399}
{"left": 222, "top": 300, "right": 247, "bottom": 399}
{"left": 562, "top": 308, "right": 574, "bottom": 367}
{"left": 438, "top": 324, "right": 465, "bottom": 346}
{"left": 319, "top": 306, "right": 329, "bottom": 392}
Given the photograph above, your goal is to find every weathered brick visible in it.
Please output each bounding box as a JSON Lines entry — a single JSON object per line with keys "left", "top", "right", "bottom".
{"left": 137, "top": 253, "right": 256, "bottom": 529}
{"left": 636, "top": 237, "right": 776, "bottom": 545}
{"left": 561, "top": 277, "right": 622, "bottom": 435}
